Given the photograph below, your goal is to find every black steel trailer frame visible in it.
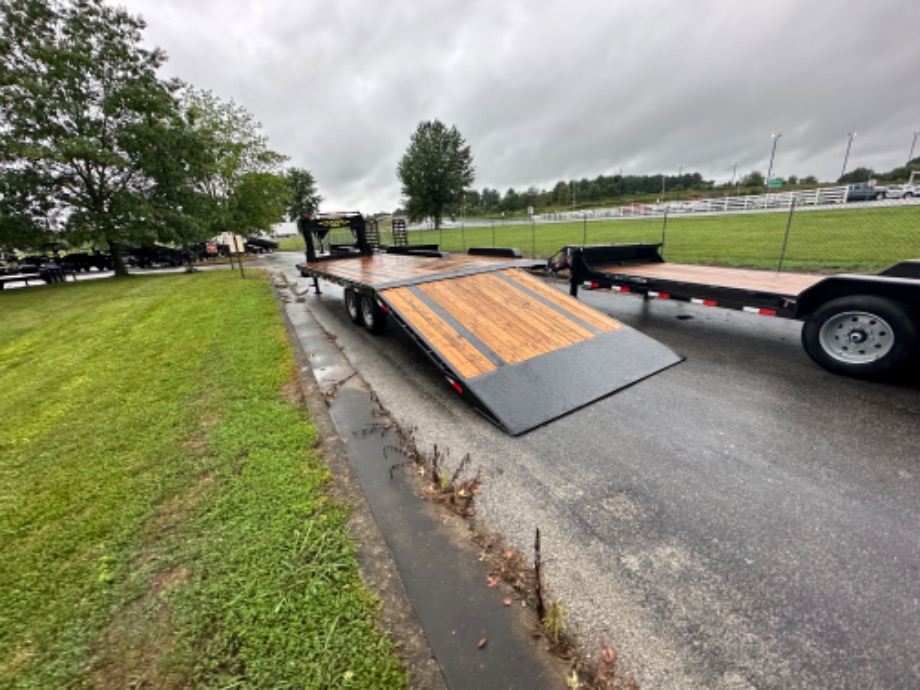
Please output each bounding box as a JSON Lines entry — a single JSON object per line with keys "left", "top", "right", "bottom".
{"left": 293, "top": 217, "right": 682, "bottom": 434}
{"left": 557, "top": 243, "right": 920, "bottom": 378}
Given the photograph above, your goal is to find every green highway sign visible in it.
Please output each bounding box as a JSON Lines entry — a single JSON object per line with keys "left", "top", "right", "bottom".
{"left": 767, "top": 178, "right": 783, "bottom": 188}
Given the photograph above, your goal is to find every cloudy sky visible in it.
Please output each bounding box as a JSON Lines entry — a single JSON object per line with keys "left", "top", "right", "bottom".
{"left": 118, "top": 0, "right": 920, "bottom": 212}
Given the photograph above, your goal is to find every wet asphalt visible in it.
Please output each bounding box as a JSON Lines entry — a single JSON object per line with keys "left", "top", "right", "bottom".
{"left": 258, "top": 250, "right": 920, "bottom": 690}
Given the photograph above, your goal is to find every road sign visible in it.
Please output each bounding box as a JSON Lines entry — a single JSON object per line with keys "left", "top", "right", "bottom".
{"left": 768, "top": 178, "right": 783, "bottom": 188}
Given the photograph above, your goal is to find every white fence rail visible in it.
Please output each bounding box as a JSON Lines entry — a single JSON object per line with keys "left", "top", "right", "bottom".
{"left": 537, "top": 186, "right": 849, "bottom": 223}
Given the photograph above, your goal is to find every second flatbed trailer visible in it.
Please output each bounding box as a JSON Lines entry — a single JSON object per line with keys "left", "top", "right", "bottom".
{"left": 295, "top": 214, "right": 682, "bottom": 434}
{"left": 556, "top": 243, "right": 920, "bottom": 378}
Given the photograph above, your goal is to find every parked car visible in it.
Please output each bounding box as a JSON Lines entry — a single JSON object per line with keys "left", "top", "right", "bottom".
{"left": 845, "top": 183, "right": 888, "bottom": 202}
{"left": 886, "top": 183, "right": 916, "bottom": 199}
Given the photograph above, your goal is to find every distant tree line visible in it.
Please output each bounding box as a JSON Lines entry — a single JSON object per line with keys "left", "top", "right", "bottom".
{"left": 395, "top": 115, "right": 920, "bottom": 222}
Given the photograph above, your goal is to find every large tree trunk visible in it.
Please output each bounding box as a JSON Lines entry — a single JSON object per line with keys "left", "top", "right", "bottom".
{"left": 107, "top": 238, "right": 129, "bottom": 277}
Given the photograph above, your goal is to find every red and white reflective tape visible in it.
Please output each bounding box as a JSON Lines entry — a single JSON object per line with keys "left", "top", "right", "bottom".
{"left": 583, "top": 281, "right": 601, "bottom": 289}
{"left": 648, "top": 291, "right": 671, "bottom": 299}
{"left": 691, "top": 298, "right": 718, "bottom": 307}
{"left": 611, "top": 285, "right": 631, "bottom": 293}
{"left": 743, "top": 306, "right": 777, "bottom": 316}
{"left": 447, "top": 377, "right": 463, "bottom": 394}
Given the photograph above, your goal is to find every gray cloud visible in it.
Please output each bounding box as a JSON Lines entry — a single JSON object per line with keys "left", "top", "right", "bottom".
{"left": 120, "top": 0, "right": 920, "bottom": 211}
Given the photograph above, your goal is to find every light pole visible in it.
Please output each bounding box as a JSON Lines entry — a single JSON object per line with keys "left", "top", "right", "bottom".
{"left": 909, "top": 132, "right": 920, "bottom": 165}
{"left": 766, "top": 133, "right": 782, "bottom": 186}
{"left": 841, "top": 132, "right": 856, "bottom": 180}
{"left": 676, "top": 164, "right": 684, "bottom": 201}
{"left": 731, "top": 162, "right": 737, "bottom": 193}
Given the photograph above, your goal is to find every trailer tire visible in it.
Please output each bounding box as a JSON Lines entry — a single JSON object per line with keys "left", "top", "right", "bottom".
{"left": 802, "top": 295, "right": 918, "bottom": 378}
{"left": 344, "top": 288, "right": 363, "bottom": 325}
{"left": 360, "top": 295, "right": 387, "bottom": 334}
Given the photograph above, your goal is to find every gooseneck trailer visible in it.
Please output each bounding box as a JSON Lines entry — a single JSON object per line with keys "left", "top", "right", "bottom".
{"left": 295, "top": 214, "right": 682, "bottom": 434}
{"left": 556, "top": 244, "right": 920, "bottom": 378}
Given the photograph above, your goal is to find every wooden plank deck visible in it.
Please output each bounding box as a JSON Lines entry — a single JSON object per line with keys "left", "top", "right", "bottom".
{"left": 300, "top": 252, "right": 682, "bottom": 434}
{"left": 382, "top": 269, "right": 624, "bottom": 379}
{"left": 596, "top": 263, "right": 824, "bottom": 295}
{"left": 308, "top": 253, "right": 519, "bottom": 287}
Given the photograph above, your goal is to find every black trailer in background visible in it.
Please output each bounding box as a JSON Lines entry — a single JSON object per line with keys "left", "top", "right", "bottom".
{"left": 556, "top": 243, "right": 920, "bottom": 378}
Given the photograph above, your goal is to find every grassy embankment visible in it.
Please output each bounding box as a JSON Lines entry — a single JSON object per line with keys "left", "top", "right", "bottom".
{"left": 0, "top": 272, "right": 406, "bottom": 689}
{"left": 282, "top": 205, "right": 919, "bottom": 273}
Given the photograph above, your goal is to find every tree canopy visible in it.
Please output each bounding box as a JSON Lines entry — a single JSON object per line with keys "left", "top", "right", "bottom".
{"left": 180, "top": 88, "right": 289, "bottom": 240}
{"left": 285, "top": 167, "right": 322, "bottom": 220}
{"left": 397, "top": 120, "right": 474, "bottom": 229}
{"left": 0, "top": 0, "right": 183, "bottom": 272}
{"left": 0, "top": 0, "right": 312, "bottom": 272}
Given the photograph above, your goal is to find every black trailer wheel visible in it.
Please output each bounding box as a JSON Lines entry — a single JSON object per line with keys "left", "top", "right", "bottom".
{"left": 802, "top": 295, "right": 918, "bottom": 378}
{"left": 360, "top": 294, "right": 387, "bottom": 334}
{"left": 344, "top": 288, "right": 363, "bottom": 325}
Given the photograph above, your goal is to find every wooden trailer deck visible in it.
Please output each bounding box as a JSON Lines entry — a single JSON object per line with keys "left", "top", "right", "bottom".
{"left": 299, "top": 252, "right": 682, "bottom": 434}
{"left": 595, "top": 262, "right": 824, "bottom": 296}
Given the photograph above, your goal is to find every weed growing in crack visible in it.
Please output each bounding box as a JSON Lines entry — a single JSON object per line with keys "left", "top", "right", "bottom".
{"left": 544, "top": 599, "right": 568, "bottom": 644}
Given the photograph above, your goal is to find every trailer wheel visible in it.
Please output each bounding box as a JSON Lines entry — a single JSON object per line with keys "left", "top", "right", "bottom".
{"left": 344, "top": 288, "right": 363, "bottom": 325}
{"left": 360, "top": 295, "right": 387, "bottom": 334}
{"left": 802, "top": 296, "right": 918, "bottom": 378}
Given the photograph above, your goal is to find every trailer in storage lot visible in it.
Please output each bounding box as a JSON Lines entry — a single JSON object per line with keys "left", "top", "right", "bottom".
{"left": 295, "top": 214, "right": 682, "bottom": 434}
{"left": 554, "top": 243, "right": 920, "bottom": 378}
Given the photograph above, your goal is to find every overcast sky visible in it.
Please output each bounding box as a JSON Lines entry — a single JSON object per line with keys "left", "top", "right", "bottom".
{"left": 118, "top": 0, "right": 920, "bottom": 212}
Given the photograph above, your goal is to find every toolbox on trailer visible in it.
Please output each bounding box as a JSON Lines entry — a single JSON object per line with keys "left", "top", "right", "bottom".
{"left": 295, "top": 215, "right": 682, "bottom": 435}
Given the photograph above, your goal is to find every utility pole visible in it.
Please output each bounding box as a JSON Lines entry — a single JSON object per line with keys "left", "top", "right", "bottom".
{"left": 909, "top": 132, "right": 920, "bottom": 165}
{"left": 766, "top": 133, "right": 782, "bottom": 186}
{"left": 841, "top": 132, "right": 856, "bottom": 180}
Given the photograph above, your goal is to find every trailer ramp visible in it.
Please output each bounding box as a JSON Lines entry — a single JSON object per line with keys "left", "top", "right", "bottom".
{"left": 378, "top": 267, "right": 681, "bottom": 435}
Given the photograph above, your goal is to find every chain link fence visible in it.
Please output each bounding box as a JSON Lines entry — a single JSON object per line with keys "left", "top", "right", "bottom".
{"left": 395, "top": 195, "right": 920, "bottom": 275}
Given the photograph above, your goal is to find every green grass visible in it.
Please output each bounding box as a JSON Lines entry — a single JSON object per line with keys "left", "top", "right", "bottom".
{"left": 0, "top": 273, "right": 406, "bottom": 689}
{"left": 426, "top": 205, "right": 920, "bottom": 273}
{"left": 276, "top": 235, "right": 306, "bottom": 252}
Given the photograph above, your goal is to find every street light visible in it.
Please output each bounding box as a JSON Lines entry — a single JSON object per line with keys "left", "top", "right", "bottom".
{"left": 766, "top": 133, "right": 782, "bottom": 186}
{"left": 909, "top": 132, "right": 920, "bottom": 165}
{"left": 841, "top": 132, "right": 856, "bottom": 180}
{"left": 676, "top": 164, "right": 684, "bottom": 201}
{"left": 731, "top": 162, "right": 737, "bottom": 193}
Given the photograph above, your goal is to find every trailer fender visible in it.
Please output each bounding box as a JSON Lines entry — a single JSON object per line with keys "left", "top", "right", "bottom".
{"left": 796, "top": 276, "right": 920, "bottom": 319}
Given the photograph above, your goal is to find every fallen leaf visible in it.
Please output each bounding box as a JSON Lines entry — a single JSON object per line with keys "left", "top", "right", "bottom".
{"left": 486, "top": 574, "right": 500, "bottom": 587}
{"left": 503, "top": 597, "right": 512, "bottom": 606}
{"left": 566, "top": 669, "right": 581, "bottom": 689}
{"left": 602, "top": 647, "right": 616, "bottom": 665}
{"left": 504, "top": 550, "right": 514, "bottom": 559}
{"left": 478, "top": 637, "right": 487, "bottom": 649}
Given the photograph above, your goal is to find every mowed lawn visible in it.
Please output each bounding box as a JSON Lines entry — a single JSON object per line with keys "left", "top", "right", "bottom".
{"left": 0, "top": 272, "right": 406, "bottom": 689}
{"left": 282, "top": 204, "right": 918, "bottom": 274}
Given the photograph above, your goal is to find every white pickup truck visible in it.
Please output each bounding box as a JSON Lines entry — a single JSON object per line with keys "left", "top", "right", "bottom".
{"left": 887, "top": 171, "right": 919, "bottom": 199}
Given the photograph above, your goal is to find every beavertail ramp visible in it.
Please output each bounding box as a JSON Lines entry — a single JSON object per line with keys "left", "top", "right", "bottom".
{"left": 299, "top": 251, "right": 682, "bottom": 435}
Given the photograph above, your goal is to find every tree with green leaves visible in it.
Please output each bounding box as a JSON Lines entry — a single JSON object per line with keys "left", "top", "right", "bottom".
{"left": 397, "top": 120, "right": 474, "bottom": 229}
{"left": 181, "top": 88, "right": 288, "bottom": 239}
{"left": 285, "top": 167, "right": 322, "bottom": 220}
{"left": 0, "top": 0, "right": 195, "bottom": 274}
{"left": 741, "top": 171, "right": 765, "bottom": 188}
{"left": 838, "top": 167, "right": 873, "bottom": 184}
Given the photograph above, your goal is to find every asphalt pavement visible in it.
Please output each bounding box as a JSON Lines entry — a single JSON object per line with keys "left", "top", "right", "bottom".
{"left": 259, "top": 251, "right": 920, "bottom": 690}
